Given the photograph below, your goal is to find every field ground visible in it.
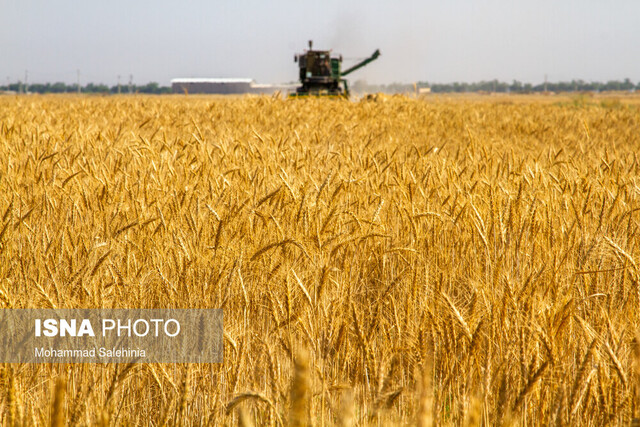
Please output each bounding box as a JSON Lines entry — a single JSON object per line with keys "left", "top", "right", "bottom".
{"left": 0, "top": 94, "right": 639, "bottom": 425}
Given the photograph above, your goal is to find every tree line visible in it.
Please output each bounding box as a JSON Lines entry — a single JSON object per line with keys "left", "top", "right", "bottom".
{"left": 0, "top": 81, "right": 171, "bottom": 94}
{"left": 353, "top": 78, "right": 638, "bottom": 94}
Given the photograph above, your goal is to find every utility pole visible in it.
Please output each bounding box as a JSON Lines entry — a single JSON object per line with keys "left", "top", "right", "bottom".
{"left": 117, "top": 75, "right": 121, "bottom": 94}
{"left": 24, "top": 70, "right": 28, "bottom": 94}
{"left": 128, "top": 74, "right": 133, "bottom": 94}
{"left": 77, "top": 69, "right": 81, "bottom": 94}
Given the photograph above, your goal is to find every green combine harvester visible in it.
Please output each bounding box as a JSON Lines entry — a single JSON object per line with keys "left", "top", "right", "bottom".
{"left": 290, "top": 40, "right": 380, "bottom": 98}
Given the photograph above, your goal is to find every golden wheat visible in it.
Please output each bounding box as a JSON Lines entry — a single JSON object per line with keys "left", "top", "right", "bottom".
{"left": 0, "top": 93, "right": 639, "bottom": 425}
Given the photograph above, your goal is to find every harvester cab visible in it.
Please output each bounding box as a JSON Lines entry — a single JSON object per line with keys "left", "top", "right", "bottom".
{"left": 291, "top": 40, "right": 380, "bottom": 98}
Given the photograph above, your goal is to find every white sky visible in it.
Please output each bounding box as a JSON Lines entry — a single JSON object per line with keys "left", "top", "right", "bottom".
{"left": 1, "top": 0, "right": 639, "bottom": 86}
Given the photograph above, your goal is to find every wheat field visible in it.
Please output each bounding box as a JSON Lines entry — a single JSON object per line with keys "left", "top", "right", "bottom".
{"left": 0, "top": 93, "right": 639, "bottom": 425}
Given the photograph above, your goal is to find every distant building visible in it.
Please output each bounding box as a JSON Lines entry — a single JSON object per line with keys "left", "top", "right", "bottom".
{"left": 171, "top": 78, "right": 297, "bottom": 95}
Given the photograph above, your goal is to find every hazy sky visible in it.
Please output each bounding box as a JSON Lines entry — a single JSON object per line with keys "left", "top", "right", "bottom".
{"left": 1, "top": 0, "right": 639, "bottom": 86}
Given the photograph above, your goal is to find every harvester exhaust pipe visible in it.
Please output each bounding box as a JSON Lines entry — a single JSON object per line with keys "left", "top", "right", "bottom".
{"left": 308, "top": 40, "right": 313, "bottom": 49}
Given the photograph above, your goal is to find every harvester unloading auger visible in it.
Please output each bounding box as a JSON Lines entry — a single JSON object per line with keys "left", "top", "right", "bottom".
{"left": 290, "top": 40, "right": 380, "bottom": 98}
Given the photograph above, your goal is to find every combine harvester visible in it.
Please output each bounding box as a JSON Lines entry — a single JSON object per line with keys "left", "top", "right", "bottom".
{"left": 290, "top": 40, "right": 380, "bottom": 98}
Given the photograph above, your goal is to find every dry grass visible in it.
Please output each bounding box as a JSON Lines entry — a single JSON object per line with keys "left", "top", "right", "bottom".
{"left": 0, "top": 93, "right": 639, "bottom": 425}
